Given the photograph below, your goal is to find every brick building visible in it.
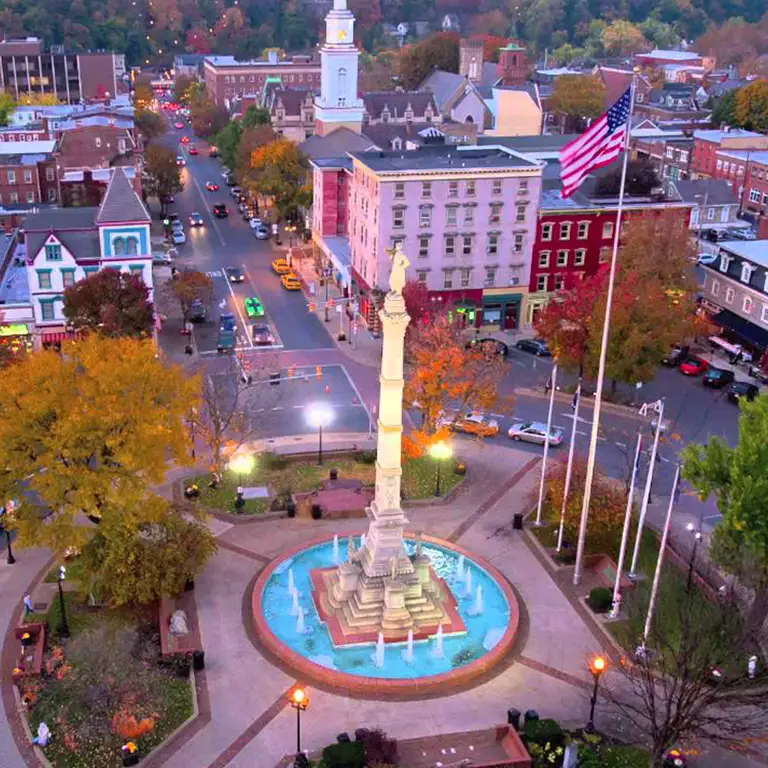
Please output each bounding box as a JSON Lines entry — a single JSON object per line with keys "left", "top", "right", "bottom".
{"left": 631, "top": 127, "right": 692, "bottom": 190}
{"left": 0, "top": 140, "right": 58, "bottom": 211}
{"left": 691, "top": 128, "right": 768, "bottom": 178}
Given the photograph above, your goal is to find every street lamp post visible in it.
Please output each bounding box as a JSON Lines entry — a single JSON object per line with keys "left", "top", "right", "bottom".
{"left": 307, "top": 403, "right": 333, "bottom": 466}
{"left": 0, "top": 501, "right": 16, "bottom": 565}
{"left": 58, "top": 565, "right": 70, "bottom": 639}
{"left": 585, "top": 655, "right": 607, "bottom": 734}
{"left": 228, "top": 454, "right": 256, "bottom": 511}
{"left": 686, "top": 522, "right": 703, "bottom": 594}
{"left": 289, "top": 687, "right": 309, "bottom": 756}
{"left": 429, "top": 441, "right": 452, "bottom": 497}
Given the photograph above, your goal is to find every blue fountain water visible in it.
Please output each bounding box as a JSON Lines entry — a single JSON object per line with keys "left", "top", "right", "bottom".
{"left": 261, "top": 538, "right": 511, "bottom": 679}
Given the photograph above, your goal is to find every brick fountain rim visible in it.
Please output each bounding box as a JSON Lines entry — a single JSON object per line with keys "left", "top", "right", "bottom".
{"left": 251, "top": 531, "right": 521, "bottom": 697}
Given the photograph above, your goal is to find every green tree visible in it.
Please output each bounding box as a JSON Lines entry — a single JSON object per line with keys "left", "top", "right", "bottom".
{"left": 134, "top": 108, "right": 167, "bottom": 141}
{"left": 399, "top": 32, "right": 459, "bottom": 89}
{"left": 601, "top": 19, "right": 647, "bottom": 57}
{"left": 242, "top": 105, "right": 271, "bottom": 128}
{"left": 639, "top": 18, "right": 680, "bottom": 49}
{"left": 550, "top": 74, "right": 606, "bottom": 132}
{"left": 63, "top": 269, "right": 155, "bottom": 337}
{"left": 173, "top": 74, "right": 196, "bottom": 104}
{"left": 189, "top": 94, "right": 229, "bottom": 137}
{"left": 0, "top": 91, "right": 16, "bottom": 126}
{"left": 595, "top": 158, "right": 660, "bottom": 197}
{"left": 552, "top": 43, "right": 584, "bottom": 65}
{"left": 734, "top": 80, "right": 768, "bottom": 132}
{"left": 143, "top": 142, "right": 184, "bottom": 215}
{"left": 169, "top": 268, "right": 214, "bottom": 323}
{"left": 711, "top": 89, "right": 738, "bottom": 128}
{"left": 214, "top": 119, "right": 243, "bottom": 170}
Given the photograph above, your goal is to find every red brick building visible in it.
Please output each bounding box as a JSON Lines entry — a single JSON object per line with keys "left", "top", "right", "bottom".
{"left": 0, "top": 140, "right": 59, "bottom": 209}
{"left": 691, "top": 129, "right": 768, "bottom": 178}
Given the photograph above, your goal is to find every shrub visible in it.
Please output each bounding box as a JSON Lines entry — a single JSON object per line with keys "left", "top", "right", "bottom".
{"left": 524, "top": 718, "right": 565, "bottom": 748}
{"left": 356, "top": 449, "right": 377, "bottom": 464}
{"left": 261, "top": 451, "right": 288, "bottom": 470}
{"left": 588, "top": 586, "right": 613, "bottom": 613}
{"left": 555, "top": 548, "right": 576, "bottom": 565}
{"left": 358, "top": 728, "right": 398, "bottom": 765}
{"left": 321, "top": 740, "right": 365, "bottom": 768}
{"left": 271, "top": 489, "right": 293, "bottom": 511}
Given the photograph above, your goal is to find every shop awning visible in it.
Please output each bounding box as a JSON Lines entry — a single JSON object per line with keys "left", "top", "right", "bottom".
{"left": 40, "top": 330, "right": 79, "bottom": 344}
{"left": 712, "top": 309, "right": 768, "bottom": 350}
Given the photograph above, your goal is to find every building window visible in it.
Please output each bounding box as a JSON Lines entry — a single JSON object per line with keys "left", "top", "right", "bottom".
{"left": 446, "top": 206, "right": 458, "bottom": 227}
{"left": 460, "top": 269, "right": 471, "bottom": 288}
{"left": 46, "top": 167, "right": 55, "bottom": 182}
{"left": 40, "top": 301, "right": 54, "bottom": 321}
{"left": 538, "top": 251, "right": 550, "bottom": 268}
{"left": 26, "top": 191, "right": 34, "bottom": 203}
{"left": 554, "top": 275, "right": 565, "bottom": 291}
{"left": 7, "top": 170, "right": 16, "bottom": 184}
{"left": 559, "top": 222, "right": 571, "bottom": 240}
{"left": 519, "top": 179, "right": 528, "bottom": 194}
{"left": 602, "top": 221, "right": 613, "bottom": 239}
{"left": 741, "top": 263, "right": 754, "bottom": 284}
{"left": 706, "top": 207, "right": 715, "bottom": 220}
{"left": 126, "top": 237, "right": 139, "bottom": 255}
{"left": 419, "top": 207, "right": 432, "bottom": 227}
{"left": 711, "top": 279, "right": 720, "bottom": 296}
{"left": 394, "top": 182, "right": 404, "bottom": 199}
{"left": 557, "top": 250, "right": 568, "bottom": 267}
{"left": 393, "top": 208, "right": 404, "bottom": 228}
{"left": 463, "top": 206, "right": 474, "bottom": 226}
{"left": 45, "top": 244, "right": 62, "bottom": 261}
{"left": 513, "top": 233, "right": 524, "bottom": 253}
{"left": 37, "top": 271, "right": 52, "bottom": 289}
{"left": 720, "top": 255, "right": 731, "bottom": 273}
{"left": 577, "top": 221, "right": 590, "bottom": 239}
{"left": 421, "top": 182, "right": 432, "bottom": 198}
{"left": 541, "top": 223, "right": 553, "bottom": 241}
{"left": 492, "top": 179, "right": 503, "bottom": 196}
{"left": 743, "top": 296, "right": 753, "bottom": 314}
{"left": 725, "top": 286, "right": 735, "bottom": 304}
{"left": 537, "top": 274, "right": 548, "bottom": 292}
{"left": 416, "top": 270, "right": 427, "bottom": 284}
{"left": 489, "top": 203, "right": 502, "bottom": 224}
{"left": 462, "top": 235, "right": 473, "bottom": 255}
{"left": 448, "top": 181, "right": 458, "bottom": 198}
{"left": 488, "top": 234, "right": 499, "bottom": 255}
{"left": 749, "top": 189, "right": 760, "bottom": 203}
{"left": 61, "top": 269, "right": 76, "bottom": 288}
{"left": 761, "top": 304, "right": 768, "bottom": 324}
{"left": 95, "top": 137, "right": 102, "bottom": 148}
{"left": 129, "top": 264, "right": 144, "bottom": 277}
{"left": 444, "top": 271, "right": 453, "bottom": 289}
{"left": 23, "top": 170, "right": 32, "bottom": 184}
{"left": 47, "top": 188, "right": 56, "bottom": 202}
{"left": 485, "top": 268, "right": 496, "bottom": 287}
{"left": 10, "top": 192, "right": 18, "bottom": 204}
{"left": 574, "top": 249, "right": 586, "bottom": 266}
{"left": 466, "top": 180, "right": 476, "bottom": 197}
{"left": 445, "top": 235, "right": 455, "bottom": 256}
{"left": 599, "top": 246, "right": 610, "bottom": 263}
{"left": 418, "top": 236, "right": 430, "bottom": 258}
{"left": 516, "top": 204, "right": 526, "bottom": 223}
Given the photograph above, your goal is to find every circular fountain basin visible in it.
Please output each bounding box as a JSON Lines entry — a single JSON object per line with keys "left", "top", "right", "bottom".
{"left": 252, "top": 534, "right": 520, "bottom": 696}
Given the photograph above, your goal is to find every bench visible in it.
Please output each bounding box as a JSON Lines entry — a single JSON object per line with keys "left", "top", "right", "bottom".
{"left": 13, "top": 623, "right": 45, "bottom": 678}
{"left": 158, "top": 592, "right": 201, "bottom": 657}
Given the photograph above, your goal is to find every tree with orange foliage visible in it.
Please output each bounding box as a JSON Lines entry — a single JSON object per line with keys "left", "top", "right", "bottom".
{"left": 248, "top": 138, "right": 309, "bottom": 221}
{"left": 404, "top": 312, "right": 508, "bottom": 437}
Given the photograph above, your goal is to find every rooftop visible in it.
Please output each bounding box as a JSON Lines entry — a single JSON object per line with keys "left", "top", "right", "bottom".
{"left": 716, "top": 150, "right": 768, "bottom": 165}
{"left": 23, "top": 207, "right": 100, "bottom": 262}
{"left": 204, "top": 55, "right": 317, "bottom": 68}
{"left": 96, "top": 168, "right": 150, "bottom": 224}
{"left": 672, "top": 178, "right": 738, "bottom": 206}
{"left": 720, "top": 240, "right": 768, "bottom": 267}
{"left": 349, "top": 144, "right": 540, "bottom": 173}
{"left": 300, "top": 127, "right": 376, "bottom": 161}
{"left": 0, "top": 140, "right": 56, "bottom": 155}
{"left": 0, "top": 238, "right": 29, "bottom": 305}
{"left": 693, "top": 128, "right": 764, "bottom": 143}
{"left": 638, "top": 49, "right": 702, "bottom": 61}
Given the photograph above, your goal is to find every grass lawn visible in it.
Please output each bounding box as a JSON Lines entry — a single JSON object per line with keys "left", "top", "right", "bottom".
{"left": 44, "top": 556, "right": 88, "bottom": 584}
{"left": 21, "top": 595, "right": 194, "bottom": 768}
{"left": 189, "top": 451, "right": 464, "bottom": 515}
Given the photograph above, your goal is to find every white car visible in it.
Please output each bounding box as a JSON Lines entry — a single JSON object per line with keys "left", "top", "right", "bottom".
{"left": 221, "top": 167, "right": 230, "bottom": 179}
{"left": 171, "top": 220, "right": 184, "bottom": 233}
{"left": 171, "top": 230, "right": 186, "bottom": 245}
{"left": 697, "top": 252, "right": 718, "bottom": 266}
{"left": 248, "top": 217, "right": 263, "bottom": 229}
{"left": 508, "top": 421, "right": 564, "bottom": 446}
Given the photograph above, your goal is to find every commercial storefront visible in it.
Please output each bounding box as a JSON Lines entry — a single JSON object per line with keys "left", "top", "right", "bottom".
{"left": 0, "top": 321, "right": 34, "bottom": 357}
{"left": 480, "top": 289, "right": 526, "bottom": 330}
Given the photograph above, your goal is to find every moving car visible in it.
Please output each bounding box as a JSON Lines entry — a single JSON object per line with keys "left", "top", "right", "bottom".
{"left": 281, "top": 273, "right": 302, "bottom": 291}
{"left": 205, "top": 181, "right": 220, "bottom": 192}
{"left": 212, "top": 204, "right": 229, "bottom": 218}
{"left": 188, "top": 212, "right": 204, "bottom": 226}
{"left": 180, "top": 136, "right": 190, "bottom": 144}
{"left": 244, "top": 296, "right": 265, "bottom": 318}
{"left": 437, "top": 411, "right": 500, "bottom": 438}
{"left": 508, "top": 422, "right": 564, "bottom": 446}
{"left": 679, "top": 357, "right": 709, "bottom": 376}
{"left": 217, "top": 327, "right": 235, "bottom": 353}
{"left": 251, "top": 324, "right": 275, "bottom": 346}
{"left": 661, "top": 344, "right": 689, "bottom": 366}
{"left": 254, "top": 225, "right": 269, "bottom": 240}
{"left": 515, "top": 338, "right": 552, "bottom": 357}
{"left": 271, "top": 258, "right": 291, "bottom": 275}
{"left": 219, "top": 312, "right": 236, "bottom": 332}
{"left": 171, "top": 230, "right": 186, "bottom": 245}
{"left": 226, "top": 267, "right": 244, "bottom": 283}
{"left": 188, "top": 146, "right": 198, "bottom": 155}
{"left": 728, "top": 381, "right": 760, "bottom": 403}
{"left": 176, "top": 156, "right": 186, "bottom": 167}
{"left": 174, "top": 121, "right": 184, "bottom": 129}
{"left": 703, "top": 367, "right": 735, "bottom": 388}
{"left": 467, "top": 337, "right": 509, "bottom": 359}
{"left": 189, "top": 300, "right": 206, "bottom": 322}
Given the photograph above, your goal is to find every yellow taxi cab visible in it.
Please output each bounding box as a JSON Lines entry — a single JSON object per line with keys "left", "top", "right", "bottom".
{"left": 281, "top": 273, "right": 302, "bottom": 291}
{"left": 437, "top": 411, "right": 500, "bottom": 438}
{"left": 271, "top": 258, "right": 292, "bottom": 275}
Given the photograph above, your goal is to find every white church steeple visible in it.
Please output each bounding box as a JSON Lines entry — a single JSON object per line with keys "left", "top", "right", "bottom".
{"left": 314, "top": 0, "right": 364, "bottom": 136}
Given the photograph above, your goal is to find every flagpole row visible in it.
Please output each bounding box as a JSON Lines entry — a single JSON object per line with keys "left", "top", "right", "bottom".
{"left": 556, "top": 379, "right": 581, "bottom": 552}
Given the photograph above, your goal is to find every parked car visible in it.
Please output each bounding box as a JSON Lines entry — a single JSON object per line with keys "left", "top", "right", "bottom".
{"left": 226, "top": 175, "right": 236, "bottom": 186}
{"left": 189, "top": 300, "right": 206, "bottom": 322}
{"left": 703, "top": 367, "right": 735, "bottom": 388}
{"left": 515, "top": 338, "right": 552, "bottom": 357}
{"left": 175, "top": 156, "right": 186, "bottom": 167}
{"left": 212, "top": 204, "right": 229, "bottom": 218}
{"left": 254, "top": 225, "right": 270, "bottom": 240}
{"left": 226, "top": 267, "right": 244, "bottom": 283}
{"left": 188, "top": 212, "right": 204, "bottom": 226}
{"left": 205, "top": 181, "right": 220, "bottom": 192}
{"left": 280, "top": 273, "right": 302, "bottom": 291}
{"left": 728, "top": 381, "right": 760, "bottom": 403}
{"left": 271, "top": 258, "right": 292, "bottom": 275}
{"left": 467, "top": 337, "right": 509, "bottom": 359}
{"left": 230, "top": 186, "right": 243, "bottom": 199}
{"left": 170, "top": 219, "right": 184, "bottom": 233}
{"left": 244, "top": 296, "right": 265, "bottom": 318}
{"left": 249, "top": 217, "right": 263, "bottom": 229}
{"left": 221, "top": 168, "right": 230, "bottom": 179}
{"left": 437, "top": 411, "right": 500, "bottom": 438}
{"left": 171, "top": 230, "right": 186, "bottom": 245}
{"left": 219, "top": 312, "right": 236, "bottom": 332}
{"left": 251, "top": 324, "right": 275, "bottom": 346}
{"left": 208, "top": 148, "right": 219, "bottom": 158}
{"left": 661, "top": 344, "right": 689, "bottom": 366}
{"left": 188, "top": 146, "right": 198, "bottom": 155}
{"left": 697, "top": 252, "right": 718, "bottom": 266}
{"left": 508, "top": 421, "right": 564, "bottom": 447}
{"left": 679, "top": 357, "right": 709, "bottom": 376}
{"left": 152, "top": 252, "right": 172, "bottom": 266}
{"left": 241, "top": 207, "right": 256, "bottom": 221}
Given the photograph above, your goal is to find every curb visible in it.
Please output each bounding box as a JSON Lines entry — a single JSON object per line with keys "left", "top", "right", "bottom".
{"left": 515, "top": 387, "right": 646, "bottom": 421}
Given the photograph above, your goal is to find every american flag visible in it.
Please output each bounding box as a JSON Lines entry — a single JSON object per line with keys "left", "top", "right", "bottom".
{"left": 560, "top": 87, "right": 632, "bottom": 198}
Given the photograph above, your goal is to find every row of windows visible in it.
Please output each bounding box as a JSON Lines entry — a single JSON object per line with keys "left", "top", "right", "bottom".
{"left": 748, "top": 189, "right": 768, "bottom": 205}
{"left": 394, "top": 203, "right": 528, "bottom": 228}
{"left": 708, "top": 279, "right": 767, "bottom": 321}
{"left": 394, "top": 179, "right": 529, "bottom": 200}
{"left": 535, "top": 274, "right": 569, "bottom": 292}
{"left": 0, "top": 188, "right": 55, "bottom": 204}
{"left": 221, "top": 72, "right": 318, "bottom": 85}
{"left": 718, "top": 254, "right": 760, "bottom": 287}
{"left": 538, "top": 249, "right": 587, "bottom": 268}
{"left": 37, "top": 264, "right": 144, "bottom": 290}
{"left": 414, "top": 267, "right": 523, "bottom": 290}
{"left": 410, "top": 231, "right": 526, "bottom": 259}
{"left": 541, "top": 220, "right": 606, "bottom": 241}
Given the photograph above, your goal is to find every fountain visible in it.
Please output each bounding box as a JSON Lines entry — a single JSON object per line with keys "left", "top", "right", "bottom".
{"left": 372, "top": 632, "right": 385, "bottom": 668}
{"left": 402, "top": 629, "right": 415, "bottom": 664}
{"left": 253, "top": 242, "right": 519, "bottom": 690}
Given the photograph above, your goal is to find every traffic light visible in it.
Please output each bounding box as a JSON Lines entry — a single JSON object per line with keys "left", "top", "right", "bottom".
{"left": 315, "top": 365, "right": 322, "bottom": 380}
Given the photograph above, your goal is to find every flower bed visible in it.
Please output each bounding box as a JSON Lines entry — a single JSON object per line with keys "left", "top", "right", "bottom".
{"left": 19, "top": 595, "right": 194, "bottom": 767}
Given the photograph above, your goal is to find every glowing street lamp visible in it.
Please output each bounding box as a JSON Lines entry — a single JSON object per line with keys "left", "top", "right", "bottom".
{"left": 289, "top": 687, "right": 309, "bottom": 756}
{"left": 429, "top": 441, "right": 452, "bottom": 497}
{"left": 306, "top": 403, "right": 333, "bottom": 466}
{"left": 585, "top": 655, "right": 607, "bottom": 734}
{"left": 229, "top": 453, "right": 256, "bottom": 511}
{"left": 58, "top": 565, "right": 70, "bottom": 639}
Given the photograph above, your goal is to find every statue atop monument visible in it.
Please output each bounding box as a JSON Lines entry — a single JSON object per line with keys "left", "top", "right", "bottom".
{"left": 387, "top": 243, "right": 410, "bottom": 296}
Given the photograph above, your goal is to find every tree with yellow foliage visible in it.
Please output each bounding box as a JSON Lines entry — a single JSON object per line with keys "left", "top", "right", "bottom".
{"left": 17, "top": 92, "right": 61, "bottom": 106}
{"left": 248, "top": 138, "right": 310, "bottom": 221}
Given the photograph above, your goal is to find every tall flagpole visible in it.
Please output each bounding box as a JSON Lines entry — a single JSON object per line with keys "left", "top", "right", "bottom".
{"left": 573, "top": 72, "right": 637, "bottom": 586}
{"left": 556, "top": 380, "right": 581, "bottom": 552}
{"left": 534, "top": 363, "right": 558, "bottom": 527}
